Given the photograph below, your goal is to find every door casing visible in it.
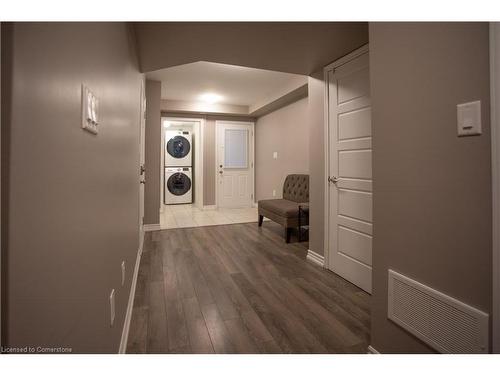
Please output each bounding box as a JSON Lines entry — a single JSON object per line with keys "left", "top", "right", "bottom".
{"left": 138, "top": 79, "right": 146, "bottom": 243}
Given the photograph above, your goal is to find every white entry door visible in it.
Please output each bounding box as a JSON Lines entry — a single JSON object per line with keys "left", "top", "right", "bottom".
{"left": 216, "top": 121, "right": 254, "bottom": 208}
{"left": 326, "top": 46, "right": 373, "bottom": 293}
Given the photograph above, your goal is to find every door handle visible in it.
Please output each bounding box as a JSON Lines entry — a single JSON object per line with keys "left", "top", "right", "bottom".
{"left": 328, "top": 176, "right": 339, "bottom": 184}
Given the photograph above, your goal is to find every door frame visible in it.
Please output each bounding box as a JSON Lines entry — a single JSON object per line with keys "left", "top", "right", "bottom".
{"left": 490, "top": 22, "right": 500, "bottom": 354}
{"left": 214, "top": 120, "right": 255, "bottom": 209}
{"left": 323, "top": 44, "right": 370, "bottom": 270}
{"left": 138, "top": 78, "right": 146, "bottom": 240}
{"left": 161, "top": 116, "right": 204, "bottom": 210}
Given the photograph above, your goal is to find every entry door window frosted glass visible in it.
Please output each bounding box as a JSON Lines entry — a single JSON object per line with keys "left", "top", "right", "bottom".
{"left": 224, "top": 129, "right": 248, "bottom": 168}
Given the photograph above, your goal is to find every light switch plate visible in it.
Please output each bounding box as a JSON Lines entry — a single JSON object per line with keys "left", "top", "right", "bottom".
{"left": 81, "top": 84, "right": 99, "bottom": 134}
{"left": 457, "top": 100, "right": 481, "bottom": 136}
{"left": 273, "top": 151, "right": 278, "bottom": 159}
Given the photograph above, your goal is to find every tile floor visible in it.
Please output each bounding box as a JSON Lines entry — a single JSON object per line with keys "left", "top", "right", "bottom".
{"left": 160, "top": 204, "right": 268, "bottom": 229}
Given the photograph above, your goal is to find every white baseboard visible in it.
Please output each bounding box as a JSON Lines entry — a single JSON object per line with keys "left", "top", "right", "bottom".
{"left": 143, "top": 223, "right": 161, "bottom": 232}
{"left": 306, "top": 249, "right": 325, "bottom": 267}
{"left": 202, "top": 205, "right": 217, "bottom": 210}
{"left": 367, "top": 345, "right": 380, "bottom": 354}
{"left": 119, "top": 230, "right": 144, "bottom": 353}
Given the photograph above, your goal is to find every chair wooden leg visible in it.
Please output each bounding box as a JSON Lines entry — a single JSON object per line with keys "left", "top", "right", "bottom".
{"left": 258, "top": 215, "right": 263, "bottom": 227}
{"left": 285, "top": 227, "right": 292, "bottom": 243}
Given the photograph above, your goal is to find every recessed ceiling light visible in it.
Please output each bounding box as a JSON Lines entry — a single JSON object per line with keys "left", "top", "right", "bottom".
{"left": 199, "top": 93, "right": 223, "bottom": 104}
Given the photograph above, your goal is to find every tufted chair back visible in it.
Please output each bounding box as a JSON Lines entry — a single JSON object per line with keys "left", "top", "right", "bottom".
{"left": 282, "top": 174, "right": 309, "bottom": 203}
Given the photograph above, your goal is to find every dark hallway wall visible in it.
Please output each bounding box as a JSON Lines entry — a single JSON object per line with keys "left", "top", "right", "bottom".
{"left": 144, "top": 80, "right": 161, "bottom": 225}
{"left": 369, "top": 22, "right": 492, "bottom": 353}
{"left": 1, "top": 23, "right": 142, "bottom": 352}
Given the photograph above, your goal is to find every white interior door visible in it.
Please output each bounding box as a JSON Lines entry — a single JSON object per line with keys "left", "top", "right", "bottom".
{"left": 139, "top": 80, "right": 146, "bottom": 235}
{"left": 327, "top": 48, "right": 373, "bottom": 293}
{"left": 216, "top": 121, "right": 254, "bottom": 208}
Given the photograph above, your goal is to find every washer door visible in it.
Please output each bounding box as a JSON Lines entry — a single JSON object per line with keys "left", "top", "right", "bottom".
{"left": 167, "top": 172, "right": 192, "bottom": 196}
{"left": 167, "top": 135, "right": 191, "bottom": 159}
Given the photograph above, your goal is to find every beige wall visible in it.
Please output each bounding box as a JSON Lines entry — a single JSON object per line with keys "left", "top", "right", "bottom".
{"left": 134, "top": 22, "right": 368, "bottom": 75}
{"left": 1, "top": 23, "right": 142, "bottom": 352}
{"left": 369, "top": 22, "right": 492, "bottom": 353}
{"left": 161, "top": 99, "right": 248, "bottom": 116}
{"left": 307, "top": 70, "right": 325, "bottom": 256}
{"left": 144, "top": 80, "right": 161, "bottom": 224}
{"left": 255, "top": 98, "right": 309, "bottom": 201}
{"left": 203, "top": 118, "right": 216, "bottom": 206}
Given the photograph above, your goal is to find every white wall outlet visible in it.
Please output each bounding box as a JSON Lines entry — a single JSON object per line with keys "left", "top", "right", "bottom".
{"left": 109, "top": 289, "right": 115, "bottom": 326}
{"left": 457, "top": 100, "right": 481, "bottom": 136}
{"left": 121, "top": 261, "right": 126, "bottom": 286}
{"left": 81, "top": 84, "right": 99, "bottom": 134}
{"left": 272, "top": 189, "right": 276, "bottom": 197}
{"left": 273, "top": 151, "right": 278, "bottom": 159}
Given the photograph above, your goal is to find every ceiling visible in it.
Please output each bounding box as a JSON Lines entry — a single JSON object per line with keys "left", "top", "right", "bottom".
{"left": 145, "top": 61, "right": 307, "bottom": 106}
{"left": 133, "top": 22, "right": 368, "bottom": 75}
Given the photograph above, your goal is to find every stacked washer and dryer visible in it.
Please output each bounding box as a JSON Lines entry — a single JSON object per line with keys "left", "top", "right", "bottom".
{"left": 164, "top": 130, "right": 193, "bottom": 204}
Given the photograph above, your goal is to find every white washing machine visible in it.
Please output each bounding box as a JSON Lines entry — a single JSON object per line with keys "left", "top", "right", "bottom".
{"left": 164, "top": 167, "right": 193, "bottom": 204}
{"left": 165, "top": 130, "right": 192, "bottom": 167}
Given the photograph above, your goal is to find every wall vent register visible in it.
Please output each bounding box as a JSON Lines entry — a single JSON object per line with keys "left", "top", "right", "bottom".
{"left": 388, "top": 269, "right": 489, "bottom": 353}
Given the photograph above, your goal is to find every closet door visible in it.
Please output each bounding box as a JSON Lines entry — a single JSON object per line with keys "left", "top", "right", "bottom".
{"left": 327, "top": 48, "right": 373, "bottom": 293}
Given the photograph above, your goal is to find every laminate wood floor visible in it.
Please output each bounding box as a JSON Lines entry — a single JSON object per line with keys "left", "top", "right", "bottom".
{"left": 126, "top": 221, "right": 370, "bottom": 354}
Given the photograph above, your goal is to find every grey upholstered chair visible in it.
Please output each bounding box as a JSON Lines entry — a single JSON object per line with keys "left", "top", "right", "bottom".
{"left": 258, "top": 174, "right": 309, "bottom": 243}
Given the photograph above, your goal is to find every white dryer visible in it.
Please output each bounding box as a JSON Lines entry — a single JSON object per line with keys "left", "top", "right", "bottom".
{"left": 165, "top": 130, "right": 192, "bottom": 167}
{"left": 164, "top": 167, "right": 193, "bottom": 204}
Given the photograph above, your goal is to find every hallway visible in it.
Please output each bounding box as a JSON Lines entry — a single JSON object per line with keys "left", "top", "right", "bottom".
{"left": 126, "top": 222, "right": 370, "bottom": 353}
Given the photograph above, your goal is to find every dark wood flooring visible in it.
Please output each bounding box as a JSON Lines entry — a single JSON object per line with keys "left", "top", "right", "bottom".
{"left": 126, "top": 221, "right": 370, "bottom": 354}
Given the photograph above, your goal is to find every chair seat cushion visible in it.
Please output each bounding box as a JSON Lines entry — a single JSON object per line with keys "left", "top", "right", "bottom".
{"left": 258, "top": 199, "right": 302, "bottom": 218}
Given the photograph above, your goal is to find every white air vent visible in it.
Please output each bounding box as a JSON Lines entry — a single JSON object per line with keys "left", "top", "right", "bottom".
{"left": 388, "top": 269, "right": 489, "bottom": 353}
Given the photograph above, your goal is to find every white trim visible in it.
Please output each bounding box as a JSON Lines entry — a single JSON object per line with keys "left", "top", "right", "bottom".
{"left": 324, "top": 44, "right": 370, "bottom": 72}
{"left": 198, "top": 118, "right": 205, "bottom": 209}
{"left": 143, "top": 224, "right": 161, "bottom": 232}
{"left": 306, "top": 249, "right": 325, "bottom": 267}
{"left": 202, "top": 205, "right": 217, "bottom": 210}
{"left": 214, "top": 120, "right": 255, "bottom": 209}
{"left": 367, "top": 345, "right": 380, "bottom": 354}
{"left": 323, "top": 60, "right": 331, "bottom": 269}
{"left": 118, "top": 231, "right": 144, "bottom": 353}
{"left": 323, "top": 44, "right": 369, "bottom": 271}
{"left": 490, "top": 22, "right": 500, "bottom": 354}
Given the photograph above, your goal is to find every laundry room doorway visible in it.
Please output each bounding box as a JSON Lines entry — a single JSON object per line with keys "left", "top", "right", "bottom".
{"left": 161, "top": 117, "right": 204, "bottom": 211}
